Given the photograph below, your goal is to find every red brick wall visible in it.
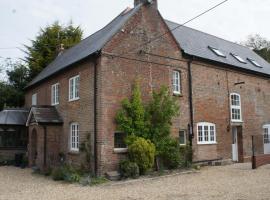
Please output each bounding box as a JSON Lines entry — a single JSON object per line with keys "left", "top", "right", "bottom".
{"left": 25, "top": 59, "right": 96, "bottom": 171}
{"left": 254, "top": 154, "right": 270, "bottom": 168}
{"left": 191, "top": 61, "right": 270, "bottom": 162}
{"left": 96, "top": 5, "right": 190, "bottom": 174}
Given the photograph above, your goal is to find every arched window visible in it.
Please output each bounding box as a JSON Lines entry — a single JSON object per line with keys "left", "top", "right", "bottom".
{"left": 230, "top": 93, "right": 242, "bottom": 122}
{"left": 197, "top": 122, "right": 216, "bottom": 144}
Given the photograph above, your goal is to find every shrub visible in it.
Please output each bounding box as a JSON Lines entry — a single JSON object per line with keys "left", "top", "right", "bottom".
{"left": 157, "top": 137, "right": 180, "bottom": 169}
{"left": 179, "top": 144, "right": 193, "bottom": 168}
{"left": 51, "top": 165, "right": 81, "bottom": 182}
{"left": 119, "top": 160, "right": 139, "bottom": 179}
{"left": 128, "top": 137, "right": 156, "bottom": 174}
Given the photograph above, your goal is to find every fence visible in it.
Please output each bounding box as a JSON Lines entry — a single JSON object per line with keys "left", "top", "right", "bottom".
{"left": 251, "top": 134, "right": 270, "bottom": 169}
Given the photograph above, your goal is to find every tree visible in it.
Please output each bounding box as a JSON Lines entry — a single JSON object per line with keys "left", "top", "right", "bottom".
{"left": 146, "top": 86, "right": 180, "bottom": 144}
{"left": 24, "top": 21, "right": 83, "bottom": 80}
{"left": 243, "top": 34, "right": 270, "bottom": 63}
{"left": 115, "top": 81, "right": 149, "bottom": 138}
{"left": 0, "top": 60, "right": 29, "bottom": 110}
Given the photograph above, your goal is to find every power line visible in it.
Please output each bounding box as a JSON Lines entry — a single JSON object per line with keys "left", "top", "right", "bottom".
{"left": 119, "top": 0, "right": 229, "bottom": 57}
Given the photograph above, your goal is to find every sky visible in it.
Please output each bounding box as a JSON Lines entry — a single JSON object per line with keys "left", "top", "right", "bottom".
{"left": 0, "top": 0, "right": 270, "bottom": 63}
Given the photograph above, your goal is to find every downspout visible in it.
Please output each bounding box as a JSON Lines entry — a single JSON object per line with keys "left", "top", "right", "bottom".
{"left": 93, "top": 56, "right": 98, "bottom": 176}
{"left": 188, "top": 58, "right": 194, "bottom": 146}
{"left": 43, "top": 125, "right": 47, "bottom": 169}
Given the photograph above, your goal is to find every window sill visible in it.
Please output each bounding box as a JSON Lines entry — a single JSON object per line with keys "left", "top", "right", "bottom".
{"left": 197, "top": 142, "right": 217, "bottom": 145}
{"left": 114, "top": 148, "right": 128, "bottom": 154}
{"left": 69, "top": 98, "right": 80, "bottom": 102}
{"left": 68, "top": 150, "right": 80, "bottom": 155}
{"left": 173, "top": 92, "right": 182, "bottom": 97}
{"left": 179, "top": 144, "right": 186, "bottom": 146}
{"left": 231, "top": 120, "right": 243, "bottom": 123}
{"left": 51, "top": 103, "right": 59, "bottom": 106}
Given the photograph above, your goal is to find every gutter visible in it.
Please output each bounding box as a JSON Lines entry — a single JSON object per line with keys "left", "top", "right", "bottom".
{"left": 43, "top": 125, "right": 47, "bottom": 169}
{"left": 188, "top": 58, "right": 194, "bottom": 146}
{"left": 93, "top": 52, "right": 99, "bottom": 176}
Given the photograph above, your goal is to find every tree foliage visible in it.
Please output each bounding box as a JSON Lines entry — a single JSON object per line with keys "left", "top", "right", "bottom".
{"left": 24, "top": 21, "right": 83, "bottom": 79}
{"left": 243, "top": 34, "right": 270, "bottom": 63}
{"left": 115, "top": 81, "right": 149, "bottom": 138}
{"left": 0, "top": 61, "right": 29, "bottom": 110}
{"left": 146, "top": 86, "right": 180, "bottom": 144}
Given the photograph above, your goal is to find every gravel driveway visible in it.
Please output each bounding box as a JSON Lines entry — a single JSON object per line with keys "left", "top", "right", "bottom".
{"left": 0, "top": 163, "right": 270, "bottom": 200}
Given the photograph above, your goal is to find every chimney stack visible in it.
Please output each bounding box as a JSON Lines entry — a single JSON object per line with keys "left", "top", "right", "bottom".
{"left": 58, "top": 43, "right": 65, "bottom": 56}
{"left": 134, "top": 0, "right": 157, "bottom": 9}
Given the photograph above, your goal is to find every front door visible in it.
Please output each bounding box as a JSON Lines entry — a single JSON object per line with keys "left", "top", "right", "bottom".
{"left": 263, "top": 126, "right": 270, "bottom": 154}
{"left": 232, "top": 127, "right": 238, "bottom": 162}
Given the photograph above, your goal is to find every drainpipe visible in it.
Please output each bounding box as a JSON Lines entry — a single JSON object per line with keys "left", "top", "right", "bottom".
{"left": 188, "top": 59, "right": 194, "bottom": 146}
{"left": 43, "top": 126, "right": 47, "bottom": 169}
{"left": 93, "top": 56, "right": 98, "bottom": 176}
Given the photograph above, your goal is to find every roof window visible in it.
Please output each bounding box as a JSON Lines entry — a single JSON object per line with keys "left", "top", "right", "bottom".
{"left": 208, "top": 46, "right": 226, "bottom": 58}
{"left": 247, "top": 58, "right": 262, "bottom": 68}
{"left": 231, "top": 53, "right": 246, "bottom": 64}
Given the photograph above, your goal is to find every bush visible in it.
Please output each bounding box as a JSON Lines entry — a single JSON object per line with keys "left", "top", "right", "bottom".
{"left": 119, "top": 160, "right": 139, "bottom": 179}
{"left": 128, "top": 137, "right": 156, "bottom": 174}
{"left": 51, "top": 165, "right": 81, "bottom": 182}
{"left": 157, "top": 137, "right": 180, "bottom": 169}
{"left": 179, "top": 144, "right": 193, "bottom": 168}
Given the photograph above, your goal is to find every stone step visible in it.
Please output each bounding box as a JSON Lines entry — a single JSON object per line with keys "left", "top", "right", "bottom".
{"left": 105, "top": 171, "right": 121, "bottom": 181}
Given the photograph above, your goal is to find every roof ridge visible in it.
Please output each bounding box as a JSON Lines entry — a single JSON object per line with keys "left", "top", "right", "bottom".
{"left": 165, "top": 19, "right": 251, "bottom": 51}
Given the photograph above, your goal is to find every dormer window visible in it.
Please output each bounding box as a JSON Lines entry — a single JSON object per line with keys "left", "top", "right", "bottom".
{"left": 208, "top": 46, "right": 226, "bottom": 58}
{"left": 247, "top": 58, "right": 262, "bottom": 68}
{"left": 231, "top": 53, "right": 246, "bottom": 64}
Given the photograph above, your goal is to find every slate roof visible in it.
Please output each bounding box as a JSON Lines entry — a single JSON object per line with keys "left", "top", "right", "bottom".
{"left": 26, "top": 106, "right": 63, "bottom": 125}
{"left": 26, "top": 4, "right": 270, "bottom": 89}
{"left": 0, "top": 108, "right": 29, "bottom": 126}
{"left": 27, "top": 4, "right": 142, "bottom": 88}
{"left": 165, "top": 20, "right": 270, "bottom": 76}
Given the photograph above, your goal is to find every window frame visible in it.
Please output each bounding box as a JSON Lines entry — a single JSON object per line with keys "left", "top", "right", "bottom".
{"left": 32, "top": 93, "right": 37, "bottom": 106}
{"left": 197, "top": 122, "right": 217, "bottom": 145}
{"left": 51, "top": 83, "right": 60, "bottom": 105}
{"left": 231, "top": 53, "right": 246, "bottom": 64}
{"left": 230, "top": 93, "right": 242, "bottom": 122}
{"left": 172, "top": 70, "right": 181, "bottom": 95}
{"left": 114, "top": 132, "right": 127, "bottom": 150}
{"left": 247, "top": 58, "right": 262, "bottom": 68}
{"left": 208, "top": 46, "right": 226, "bottom": 58}
{"left": 263, "top": 125, "right": 270, "bottom": 144}
{"left": 69, "top": 75, "right": 80, "bottom": 102}
{"left": 70, "top": 122, "right": 79, "bottom": 152}
{"left": 179, "top": 130, "right": 187, "bottom": 146}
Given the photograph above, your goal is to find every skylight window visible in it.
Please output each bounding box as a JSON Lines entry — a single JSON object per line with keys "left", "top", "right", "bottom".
{"left": 231, "top": 53, "right": 246, "bottom": 64}
{"left": 247, "top": 58, "right": 262, "bottom": 68}
{"left": 208, "top": 46, "right": 226, "bottom": 58}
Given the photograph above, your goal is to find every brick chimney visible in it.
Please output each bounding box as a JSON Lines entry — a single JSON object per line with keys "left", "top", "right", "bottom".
{"left": 134, "top": 0, "right": 157, "bottom": 9}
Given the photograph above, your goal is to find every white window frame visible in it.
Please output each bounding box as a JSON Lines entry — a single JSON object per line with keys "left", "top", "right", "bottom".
{"left": 230, "top": 93, "right": 242, "bottom": 122}
{"left": 197, "top": 122, "right": 216, "bottom": 145}
{"left": 70, "top": 122, "right": 79, "bottom": 152}
{"left": 263, "top": 125, "right": 270, "bottom": 144}
{"left": 172, "top": 70, "right": 181, "bottom": 95}
{"left": 51, "top": 83, "right": 59, "bottom": 105}
{"left": 179, "top": 130, "right": 186, "bottom": 146}
{"left": 208, "top": 46, "right": 226, "bottom": 58}
{"left": 247, "top": 58, "right": 262, "bottom": 68}
{"left": 69, "top": 75, "right": 80, "bottom": 101}
{"left": 32, "top": 93, "right": 37, "bottom": 106}
{"left": 231, "top": 53, "right": 246, "bottom": 64}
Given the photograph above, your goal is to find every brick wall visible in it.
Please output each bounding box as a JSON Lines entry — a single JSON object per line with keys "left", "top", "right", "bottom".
{"left": 25, "top": 58, "right": 96, "bottom": 171}
{"left": 191, "top": 61, "right": 270, "bottom": 162}
{"left": 96, "top": 5, "right": 190, "bottom": 174}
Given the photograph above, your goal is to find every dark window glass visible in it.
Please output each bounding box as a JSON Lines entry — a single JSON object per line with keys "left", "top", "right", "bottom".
{"left": 114, "top": 132, "right": 127, "bottom": 149}
{"left": 0, "top": 128, "right": 27, "bottom": 148}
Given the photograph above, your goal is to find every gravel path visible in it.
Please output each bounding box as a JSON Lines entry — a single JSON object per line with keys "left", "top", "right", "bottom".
{"left": 0, "top": 163, "right": 270, "bottom": 200}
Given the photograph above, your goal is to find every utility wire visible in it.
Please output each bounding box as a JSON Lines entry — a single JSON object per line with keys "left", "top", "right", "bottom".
{"left": 118, "top": 0, "right": 229, "bottom": 57}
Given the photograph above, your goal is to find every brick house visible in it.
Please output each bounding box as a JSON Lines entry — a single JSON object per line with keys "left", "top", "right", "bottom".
{"left": 23, "top": 0, "right": 270, "bottom": 175}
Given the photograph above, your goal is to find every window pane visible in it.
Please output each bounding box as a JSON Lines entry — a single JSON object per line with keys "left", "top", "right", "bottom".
{"left": 114, "top": 132, "right": 127, "bottom": 148}
{"left": 179, "top": 131, "right": 186, "bottom": 145}
{"left": 198, "top": 126, "right": 203, "bottom": 142}
{"left": 173, "top": 71, "right": 180, "bottom": 93}
{"left": 204, "top": 126, "right": 209, "bottom": 142}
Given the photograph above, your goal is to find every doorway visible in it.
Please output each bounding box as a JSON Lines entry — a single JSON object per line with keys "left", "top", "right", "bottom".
{"left": 263, "top": 125, "right": 270, "bottom": 154}
{"left": 232, "top": 126, "right": 244, "bottom": 162}
{"left": 31, "top": 129, "right": 37, "bottom": 166}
